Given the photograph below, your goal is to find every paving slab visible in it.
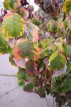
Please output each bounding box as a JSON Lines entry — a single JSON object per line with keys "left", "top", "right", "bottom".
{"left": 0, "top": 76, "right": 18, "bottom": 96}
{"left": 0, "top": 54, "right": 18, "bottom": 75}
{"left": 46, "top": 94, "right": 57, "bottom": 107}
{"left": 0, "top": 87, "right": 47, "bottom": 107}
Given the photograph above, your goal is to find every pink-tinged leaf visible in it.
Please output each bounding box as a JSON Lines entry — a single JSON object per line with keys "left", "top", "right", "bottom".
{"left": 14, "top": 47, "right": 21, "bottom": 61}
{"left": 14, "top": 38, "right": 28, "bottom": 68}
{"left": 26, "top": 22, "right": 40, "bottom": 42}
{"left": 17, "top": 0, "right": 21, "bottom": 6}
{"left": 14, "top": 58, "right": 28, "bottom": 68}
{"left": 16, "top": 38, "right": 27, "bottom": 46}
{"left": 32, "top": 26, "right": 40, "bottom": 42}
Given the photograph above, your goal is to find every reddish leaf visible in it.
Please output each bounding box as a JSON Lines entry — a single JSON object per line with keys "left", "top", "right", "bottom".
{"left": 26, "top": 60, "right": 38, "bottom": 75}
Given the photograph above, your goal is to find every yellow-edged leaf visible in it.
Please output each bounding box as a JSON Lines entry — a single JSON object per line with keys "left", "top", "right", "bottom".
{"left": 2, "top": 13, "right": 24, "bottom": 39}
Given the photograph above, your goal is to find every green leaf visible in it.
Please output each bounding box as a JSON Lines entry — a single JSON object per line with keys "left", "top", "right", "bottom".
{"left": 48, "top": 51, "right": 66, "bottom": 70}
{"left": 2, "top": 13, "right": 24, "bottom": 39}
{"left": 9, "top": 54, "right": 16, "bottom": 66}
{"left": 62, "top": 43, "right": 69, "bottom": 56}
{"left": 61, "top": 78, "right": 71, "bottom": 93}
{"left": 24, "top": 82, "right": 35, "bottom": 92}
{"left": 32, "top": 18, "right": 41, "bottom": 27}
{"left": 17, "top": 68, "right": 29, "bottom": 81}
{"left": 39, "top": 39, "right": 56, "bottom": 59}
{"left": 51, "top": 78, "right": 61, "bottom": 93}
{"left": 18, "top": 79, "right": 25, "bottom": 86}
{"left": 51, "top": 71, "right": 71, "bottom": 94}
{"left": 67, "top": 45, "right": 71, "bottom": 57}
{"left": 63, "top": 0, "right": 71, "bottom": 13}
{"left": 4, "top": 0, "right": 18, "bottom": 10}
{"left": 46, "top": 21, "right": 58, "bottom": 33}
{"left": 38, "top": 61, "right": 44, "bottom": 71}
{"left": 0, "top": 29, "right": 12, "bottom": 54}
{"left": 67, "top": 62, "right": 71, "bottom": 72}
{"left": 36, "top": 87, "right": 46, "bottom": 97}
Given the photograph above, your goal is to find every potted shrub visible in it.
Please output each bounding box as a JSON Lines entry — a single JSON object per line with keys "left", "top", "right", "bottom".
{"left": 0, "top": 0, "right": 71, "bottom": 106}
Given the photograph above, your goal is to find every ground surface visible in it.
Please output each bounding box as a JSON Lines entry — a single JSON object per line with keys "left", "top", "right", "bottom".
{"left": 0, "top": 54, "right": 57, "bottom": 107}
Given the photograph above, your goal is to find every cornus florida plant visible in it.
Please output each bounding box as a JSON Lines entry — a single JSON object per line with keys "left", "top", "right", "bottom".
{"left": 0, "top": 0, "right": 71, "bottom": 106}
